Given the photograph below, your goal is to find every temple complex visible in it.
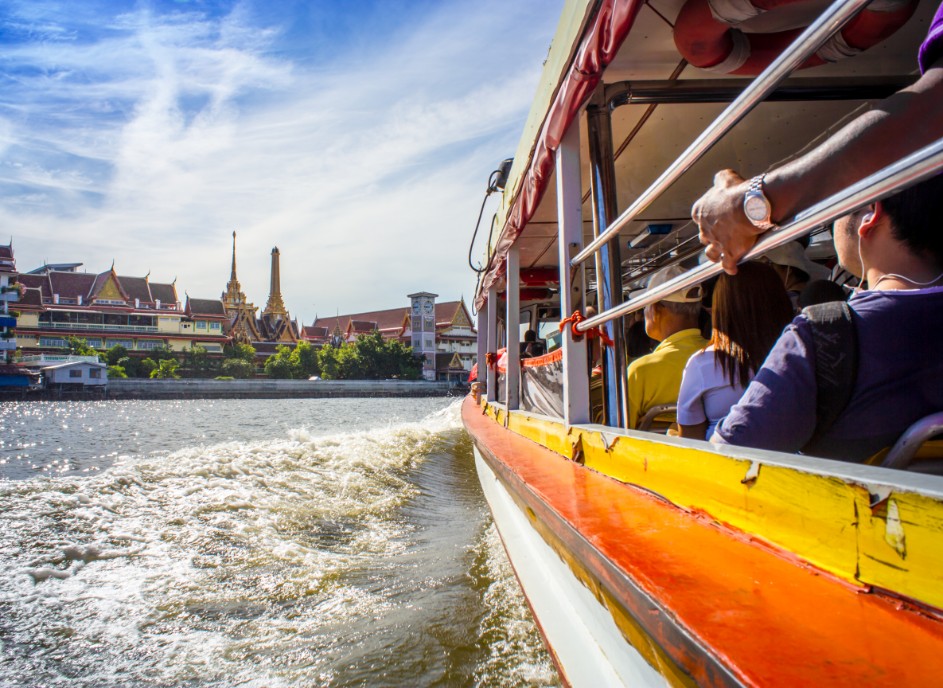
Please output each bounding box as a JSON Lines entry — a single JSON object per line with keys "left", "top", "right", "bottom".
{"left": 222, "top": 234, "right": 298, "bottom": 349}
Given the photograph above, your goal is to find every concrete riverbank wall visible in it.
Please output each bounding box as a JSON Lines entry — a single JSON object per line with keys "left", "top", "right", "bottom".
{"left": 2, "top": 379, "right": 465, "bottom": 401}
{"left": 103, "top": 378, "right": 458, "bottom": 400}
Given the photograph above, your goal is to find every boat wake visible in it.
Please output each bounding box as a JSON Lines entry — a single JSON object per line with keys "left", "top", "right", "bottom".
{"left": 0, "top": 399, "right": 555, "bottom": 687}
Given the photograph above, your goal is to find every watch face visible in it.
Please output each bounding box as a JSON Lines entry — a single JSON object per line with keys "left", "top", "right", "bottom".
{"left": 744, "top": 194, "right": 769, "bottom": 222}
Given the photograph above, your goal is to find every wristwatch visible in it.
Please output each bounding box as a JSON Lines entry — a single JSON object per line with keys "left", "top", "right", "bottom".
{"left": 743, "top": 174, "right": 777, "bottom": 231}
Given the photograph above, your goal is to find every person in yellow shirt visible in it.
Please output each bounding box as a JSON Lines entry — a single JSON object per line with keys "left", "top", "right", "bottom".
{"left": 627, "top": 265, "right": 708, "bottom": 430}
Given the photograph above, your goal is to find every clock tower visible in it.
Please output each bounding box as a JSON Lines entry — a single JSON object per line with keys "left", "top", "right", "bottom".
{"left": 408, "top": 291, "right": 438, "bottom": 380}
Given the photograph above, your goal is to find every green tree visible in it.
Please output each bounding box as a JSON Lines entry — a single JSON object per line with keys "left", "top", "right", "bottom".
{"left": 224, "top": 342, "right": 256, "bottom": 362}
{"left": 220, "top": 358, "right": 255, "bottom": 379}
{"left": 104, "top": 344, "right": 128, "bottom": 366}
{"left": 107, "top": 365, "right": 128, "bottom": 379}
{"left": 150, "top": 358, "right": 181, "bottom": 379}
{"left": 150, "top": 344, "right": 177, "bottom": 361}
{"left": 140, "top": 357, "right": 157, "bottom": 377}
{"left": 183, "top": 345, "right": 218, "bottom": 378}
{"left": 65, "top": 336, "right": 97, "bottom": 357}
{"left": 292, "top": 340, "right": 319, "bottom": 378}
{"left": 264, "top": 345, "right": 295, "bottom": 379}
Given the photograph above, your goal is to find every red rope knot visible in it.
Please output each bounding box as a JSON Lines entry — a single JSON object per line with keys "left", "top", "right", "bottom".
{"left": 558, "top": 310, "right": 614, "bottom": 347}
{"left": 559, "top": 310, "right": 586, "bottom": 341}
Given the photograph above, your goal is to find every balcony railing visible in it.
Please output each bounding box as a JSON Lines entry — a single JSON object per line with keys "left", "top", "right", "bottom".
{"left": 32, "top": 322, "right": 159, "bottom": 334}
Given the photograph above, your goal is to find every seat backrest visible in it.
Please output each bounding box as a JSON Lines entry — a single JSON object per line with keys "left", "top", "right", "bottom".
{"left": 879, "top": 412, "right": 943, "bottom": 471}
{"left": 638, "top": 403, "right": 678, "bottom": 432}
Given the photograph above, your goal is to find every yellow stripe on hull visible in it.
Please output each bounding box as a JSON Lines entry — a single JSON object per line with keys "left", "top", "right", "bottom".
{"left": 480, "top": 399, "right": 943, "bottom": 611}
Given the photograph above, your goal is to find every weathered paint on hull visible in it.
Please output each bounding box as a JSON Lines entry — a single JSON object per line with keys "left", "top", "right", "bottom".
{"left": 475, "top": 398, "right": 943, "bottom": 611}
{"left": 463, "top": 396, "right": 943, "bottom": 686}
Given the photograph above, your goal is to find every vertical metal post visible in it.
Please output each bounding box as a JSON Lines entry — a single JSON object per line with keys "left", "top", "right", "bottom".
{"left": 486, "top": 286, "right": 498, "bottom": 403}
{"left": 505, "top": 246, "right": 521, "bottom": 410}
{"left": 476, "top": 306, "right": 488, "bottom": 391}
{"left": 586, "top": 98, "right": 627, "bottom": 427}
{"left": 556, "top": 121, "right": 590, "bottom": 426}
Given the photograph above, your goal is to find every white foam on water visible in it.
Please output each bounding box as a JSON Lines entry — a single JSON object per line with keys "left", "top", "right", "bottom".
{"left": 0, "top": 401, "right": 469, "bottom": 686}
{"left": 473, "top": 523, "right": 560, "bottom": 687}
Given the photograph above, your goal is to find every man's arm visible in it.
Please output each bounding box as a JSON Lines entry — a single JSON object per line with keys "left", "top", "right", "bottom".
{"left": 694, "top": 65, "right": 943, "bottom": 274}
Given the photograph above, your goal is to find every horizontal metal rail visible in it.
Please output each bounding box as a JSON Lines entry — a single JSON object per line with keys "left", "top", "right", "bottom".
{"left": 570, "top": 0, "right": 872, "bottom": 268}
{"left": 576, "top": 138, "right": 943, "bottom": 332}
{"left": 606, "top": 76, "right": 914, "bottom": 107}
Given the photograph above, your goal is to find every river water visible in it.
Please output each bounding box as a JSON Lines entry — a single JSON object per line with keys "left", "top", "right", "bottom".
{"left": 0, "top": 398, "right": 558, "bottom": 687}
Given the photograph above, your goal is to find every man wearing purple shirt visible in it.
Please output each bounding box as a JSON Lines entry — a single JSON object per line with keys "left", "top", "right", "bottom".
{"left": 693, "top": 4, "right": 943, "bottom": 275}
{"left": 712, "top": 175, "right": 943, "bottom": 461}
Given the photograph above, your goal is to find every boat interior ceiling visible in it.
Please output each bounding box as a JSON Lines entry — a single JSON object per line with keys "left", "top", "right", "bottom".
{"left": 510, "top": 0, "right": 937, "bottom": 295}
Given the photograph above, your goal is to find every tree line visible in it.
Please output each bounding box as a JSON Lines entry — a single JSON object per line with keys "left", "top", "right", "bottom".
{"left": 62, "top": 332, "right": 424, "bottom": 381}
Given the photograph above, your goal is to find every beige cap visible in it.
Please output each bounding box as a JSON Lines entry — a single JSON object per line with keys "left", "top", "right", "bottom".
{"left": 646, "top": 264, "right": 704, "bottom": 303}
{"left": 762, "top": 241, "right": 831, "bottom": 281}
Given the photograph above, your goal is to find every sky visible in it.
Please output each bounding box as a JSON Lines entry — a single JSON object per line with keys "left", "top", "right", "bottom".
{"left": 0, "top": 0, "right": 563, "bottom": 324}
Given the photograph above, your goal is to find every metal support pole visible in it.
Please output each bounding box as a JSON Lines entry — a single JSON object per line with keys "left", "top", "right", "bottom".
{"left": 486, "top": 286, "right": 498, "bottom": 403}
{"left": 476, "top": 306, "right": 488, "bottom": 392}
{"left": 505, "top": 246, "right": 521, "bottom": 410}
{"left": 556, "top": 121, "right": 590, "bottom": 425}
{"left": 586, "top": 99, "right": 627, "bottom": 428}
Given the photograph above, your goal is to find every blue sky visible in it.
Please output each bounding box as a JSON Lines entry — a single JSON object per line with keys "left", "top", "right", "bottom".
{"left": 0, "top": 0, "right": 562, "bottom": 323}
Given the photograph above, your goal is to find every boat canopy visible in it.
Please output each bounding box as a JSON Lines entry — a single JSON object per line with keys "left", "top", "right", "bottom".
{"left": 476, "top": 0, "right": 935, "bottom": 311}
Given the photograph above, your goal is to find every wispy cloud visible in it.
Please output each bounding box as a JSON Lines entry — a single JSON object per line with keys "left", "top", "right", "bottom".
{"left": 0, "top": 0, "right": 559, "bottom": 322}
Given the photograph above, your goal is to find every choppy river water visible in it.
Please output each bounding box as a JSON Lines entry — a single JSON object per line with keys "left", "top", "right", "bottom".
{"left": 0, "top": 398, "right": 558, "bottom": 687}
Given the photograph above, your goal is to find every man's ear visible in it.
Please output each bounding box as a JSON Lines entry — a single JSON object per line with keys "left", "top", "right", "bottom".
{"left": 858, "top": 202, "right": 882, "bottom": 237}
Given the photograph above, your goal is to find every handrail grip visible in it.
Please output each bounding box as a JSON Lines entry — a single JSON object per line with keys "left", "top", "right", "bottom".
{"left": 569, "top": 0, "right": 872, "bottom": 268}
{"left": 575, "top": 137, "right": 943, "bottom": 332}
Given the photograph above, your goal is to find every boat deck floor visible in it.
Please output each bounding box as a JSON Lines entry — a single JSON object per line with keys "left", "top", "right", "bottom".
{"left": 464, "top": 397, "right": 943, "bottom": 687}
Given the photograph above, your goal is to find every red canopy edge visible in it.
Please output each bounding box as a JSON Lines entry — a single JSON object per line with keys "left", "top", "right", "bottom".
{"left": 475, "top": 0, "right": 643, "bottom": 311}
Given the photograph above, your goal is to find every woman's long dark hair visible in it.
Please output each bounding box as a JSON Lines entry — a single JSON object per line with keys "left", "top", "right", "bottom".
{"left": 710, "top": 261, "right": 794, "bottom": 387}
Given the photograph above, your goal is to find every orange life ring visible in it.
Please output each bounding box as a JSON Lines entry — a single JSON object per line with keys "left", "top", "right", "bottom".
{"left": 673, "top": 0, "right": 918, "bottom": 75}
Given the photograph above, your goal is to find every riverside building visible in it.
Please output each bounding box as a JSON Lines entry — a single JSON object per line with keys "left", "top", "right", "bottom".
{"left": 305, "top": 295, "right": 477, "bottom": 382}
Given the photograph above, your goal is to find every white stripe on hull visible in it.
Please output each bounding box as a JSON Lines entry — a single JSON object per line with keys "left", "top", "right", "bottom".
{"left": 474, "top": 447, "right": 669, "bottom": 688}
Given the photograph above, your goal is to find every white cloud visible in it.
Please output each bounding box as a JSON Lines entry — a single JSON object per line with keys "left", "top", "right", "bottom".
{"left": 1, "top": 0, "right": 560, "bottom": 323}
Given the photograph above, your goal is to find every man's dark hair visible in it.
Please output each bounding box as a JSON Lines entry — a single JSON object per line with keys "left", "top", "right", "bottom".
{"left": 882, "top": 172, "right": 943, "bottom": 265}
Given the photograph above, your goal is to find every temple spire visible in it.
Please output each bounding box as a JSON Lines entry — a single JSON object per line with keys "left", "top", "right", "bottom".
{"left": 263, "top": 246, "right": 288, "bottom": 316}
{"left": 230, "top": 231, "right": 238, "bottom": 283}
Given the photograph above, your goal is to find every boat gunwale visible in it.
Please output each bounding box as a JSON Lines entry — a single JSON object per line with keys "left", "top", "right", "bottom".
{"left": 488, "top": 399, "right": 943, "bottom": 500}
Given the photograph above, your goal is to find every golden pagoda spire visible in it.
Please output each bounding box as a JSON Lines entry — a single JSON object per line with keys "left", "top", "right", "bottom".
{"left": 263, "top": 246, "right": 288, "bottom": 316}
{"left": 222, "top": 231, "right": 246, "bottom": 307}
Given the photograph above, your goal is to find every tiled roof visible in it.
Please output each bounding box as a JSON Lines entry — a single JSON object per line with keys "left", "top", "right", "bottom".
{"left": 19, "top": 287, "right": 43, "bottom": 307}
{"left": 49, "top": 272, "right": 97, "bottom": 300}
{"left": 121, "top": 276, "right": 152, "bottom": 303}
{"left": 0, "top": 245, "right": 13, "bottom": 261}
{"left": 302, "top": 325, "right": 328, "bottom": 338}
{"left": 313, "top": 307, "right": 409, "bottom": 334}
{"left": 18, "top": 274, "right": 48, "bottom": 297}
{"left": 349, "top": 319, "right": 378, "bottom": 332}
{"left": 186, "top": 298, "right": 227, "bottom": 317}
{"left": 149, "top": 282, "right": 177, "bottom": 305}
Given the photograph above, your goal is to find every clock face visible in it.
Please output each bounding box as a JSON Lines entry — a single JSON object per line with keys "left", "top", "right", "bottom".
{"left": 412, "top": 303, "right": 420, "bottom": 313}
{"left": 423, "top": 302, "right": 433, "bottom": 314}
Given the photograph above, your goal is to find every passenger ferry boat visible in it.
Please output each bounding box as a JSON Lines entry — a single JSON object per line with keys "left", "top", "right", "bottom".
{"left": 463, "top": 0, "right": 943, "bottom": 685}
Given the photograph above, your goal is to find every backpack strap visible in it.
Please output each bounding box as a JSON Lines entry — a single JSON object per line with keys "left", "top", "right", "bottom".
{"left": 802, "top": 301, "right": 858, "bottom": 450}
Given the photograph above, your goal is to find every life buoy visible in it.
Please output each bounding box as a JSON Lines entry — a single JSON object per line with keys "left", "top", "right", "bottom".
{"left": 673, "top": 0, "right": 918, "bottom": 75}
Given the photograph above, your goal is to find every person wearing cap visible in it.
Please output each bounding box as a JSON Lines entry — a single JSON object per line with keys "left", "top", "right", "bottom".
{"left": 627, "top": 264, "right": 708, "bottom": 430}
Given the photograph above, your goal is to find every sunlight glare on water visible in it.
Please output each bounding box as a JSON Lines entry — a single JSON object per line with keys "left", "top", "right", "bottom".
{"left": 0, "top": 398, "right": 558, "bottom": 687}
